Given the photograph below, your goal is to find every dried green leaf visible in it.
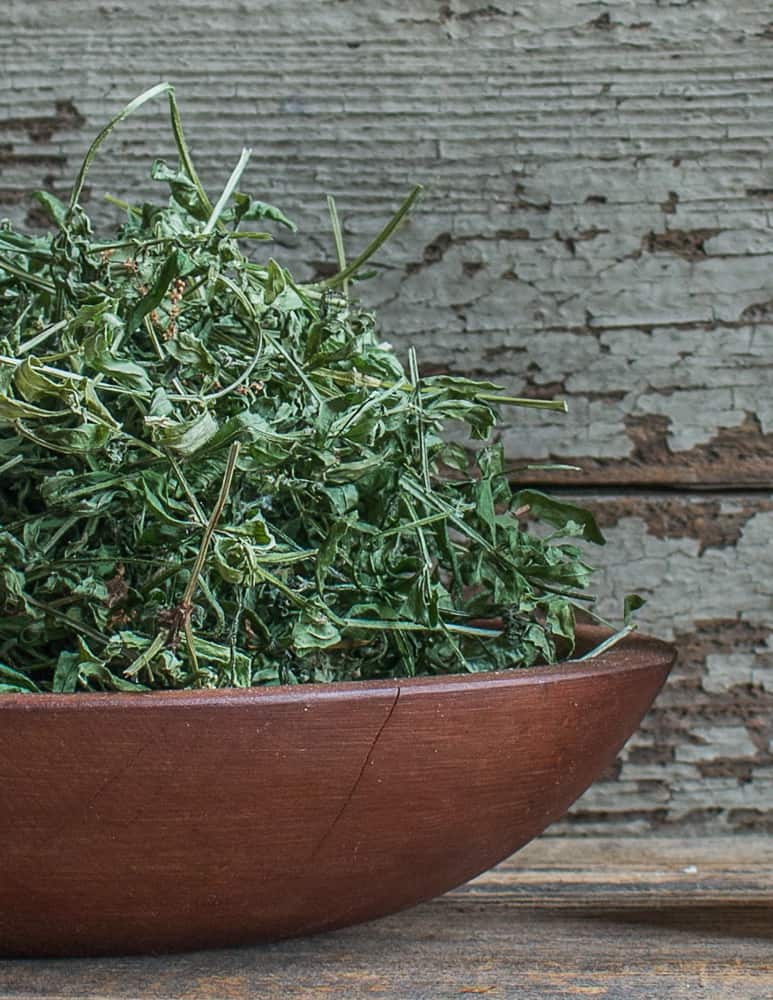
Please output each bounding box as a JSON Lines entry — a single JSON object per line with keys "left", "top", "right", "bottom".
{"left": 229, "top": 192, "right": 297, "bottom": 231}
{"left": 513, "top": 489, "right": 606, "bottom": 545}
{"left": 146, "top": 408, "right": 219, "bottom": 456}
{"left": 292, "top": 611, "right": 341, "bottom": 653}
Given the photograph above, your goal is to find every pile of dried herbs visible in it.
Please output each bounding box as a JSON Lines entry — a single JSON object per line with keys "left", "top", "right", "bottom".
{"left": 0, "top": 84, "right": 640, "bottom": 693}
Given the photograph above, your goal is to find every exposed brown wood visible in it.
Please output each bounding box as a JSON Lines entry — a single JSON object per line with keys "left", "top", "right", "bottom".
{"left": 586, "top": 495, "right": 773, "bottom": 555}
{"left": 509, "top": 414, "right": 773, "bottom": 489}
{"left": 0, "top": 837, "right": 769, "bottom": 999}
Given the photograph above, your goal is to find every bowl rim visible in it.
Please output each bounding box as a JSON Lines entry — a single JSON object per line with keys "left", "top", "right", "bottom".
{"left": 0, "top": 626, "right": 675, "bottom": 711}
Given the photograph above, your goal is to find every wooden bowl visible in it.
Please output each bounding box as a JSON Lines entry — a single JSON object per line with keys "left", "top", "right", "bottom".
{"left": 0, "top": 625, "right": 674, "bottom": 956}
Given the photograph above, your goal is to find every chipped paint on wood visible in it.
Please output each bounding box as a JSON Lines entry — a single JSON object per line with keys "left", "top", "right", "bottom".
{"left": 589, "top": 495, "right": 773, "bottom": 554}
{"left": 509, "top": 414, "right": 773, "bottom": 488}
{"left": 551, "top": 497, "right": 773, "bottom": 835}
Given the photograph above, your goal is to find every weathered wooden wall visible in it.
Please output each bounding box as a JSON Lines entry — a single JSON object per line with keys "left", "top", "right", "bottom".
{"left": 1, "top": 0, "right": 771, "bottom": 835}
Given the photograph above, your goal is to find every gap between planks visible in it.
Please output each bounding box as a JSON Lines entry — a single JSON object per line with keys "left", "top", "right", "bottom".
{"left": 456, "top": 835, "right": 773, "bottom": 907}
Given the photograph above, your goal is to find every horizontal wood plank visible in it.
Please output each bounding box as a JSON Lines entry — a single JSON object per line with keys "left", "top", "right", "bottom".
{"left": 466, "top": 835, "right": 773, "bottom": 904}
{"left": 1, "top": 2, "right": 773, "bottom": 484}
{"left": 0, "top": 838, "right": 769, "bottom": 999}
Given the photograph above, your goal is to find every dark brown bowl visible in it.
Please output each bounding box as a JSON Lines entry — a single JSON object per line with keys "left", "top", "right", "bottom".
{"left": 0, "top": 625, "right": 674, "bottom": 957}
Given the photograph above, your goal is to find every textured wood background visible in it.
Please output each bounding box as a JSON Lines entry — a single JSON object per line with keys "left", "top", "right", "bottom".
{"left": 1, "top": 0, "right": 771, "bottom": 835}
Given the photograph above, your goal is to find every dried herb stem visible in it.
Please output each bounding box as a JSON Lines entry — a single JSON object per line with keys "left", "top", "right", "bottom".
{"left": 320, "top": 185, "right": 423, "bottom": 289}
{"left": 182, "top": 441, "right": 241, "bottom": 610}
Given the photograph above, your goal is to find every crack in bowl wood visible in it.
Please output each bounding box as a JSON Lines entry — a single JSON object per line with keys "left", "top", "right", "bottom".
{"left": 0, "top": 625, "right": 674, "bottom": 957}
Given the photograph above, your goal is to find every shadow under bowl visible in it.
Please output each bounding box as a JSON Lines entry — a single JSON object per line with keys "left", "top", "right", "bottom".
{"left": 0, "top": 624, "right": 675, "bottom": 956}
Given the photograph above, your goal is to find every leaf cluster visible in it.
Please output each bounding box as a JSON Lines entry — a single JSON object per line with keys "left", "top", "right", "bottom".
{"left": 0, "top": 84, "right": 639, "bottom": 693}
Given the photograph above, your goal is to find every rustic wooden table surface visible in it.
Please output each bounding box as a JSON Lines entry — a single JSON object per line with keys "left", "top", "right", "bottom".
{"left": 1, "top": 836, "right": 770, "bottom": 1000}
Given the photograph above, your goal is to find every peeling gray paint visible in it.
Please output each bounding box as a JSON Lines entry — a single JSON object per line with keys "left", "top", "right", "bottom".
{"left": 553, "top": 498, "right": 773, "bottom": 834}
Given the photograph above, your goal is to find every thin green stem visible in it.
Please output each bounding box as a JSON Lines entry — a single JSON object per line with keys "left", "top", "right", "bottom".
{"left": 577, "top": 624, "right": 636, "bottom": 661}
{"left": 16, "top": 319, "right": 68, "bottom": 356}
{"left": 104, "top": 194, "right": 142, "bottom": 217}
{"left": 167, "top": 88, "right": 214, "bottom": 216}
{"left": 68, "top": 82, "right": 173, "bottom": 219}
{"left": 0, "top": 256, "right": 56, "bottom": 292}
{"left": 319, "top": 185, "right": 423, "bottom": 288}
{"left": 204, "top": 148, "right": 252, "bottom": 234}
{"left": 26, "top": 597, "right": 109, "bottom": 646}
{"left": 326, "top": 194, "right": 348, "bottom": 297}
{"left": 181, "top": 442, "right": 241, "bottom": 609}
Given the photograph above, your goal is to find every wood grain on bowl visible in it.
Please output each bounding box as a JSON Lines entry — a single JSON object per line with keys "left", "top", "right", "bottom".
{"left": 0, "top": 626, "right": 674, "bottom": 957}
